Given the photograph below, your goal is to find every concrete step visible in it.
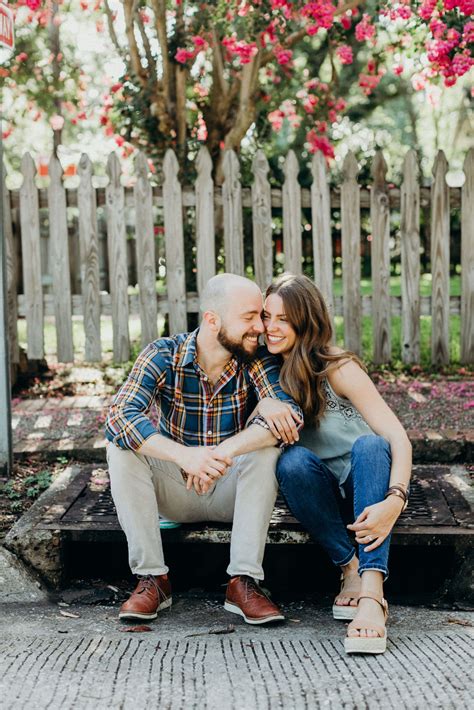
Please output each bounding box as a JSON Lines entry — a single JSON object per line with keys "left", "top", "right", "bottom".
{"left": 4, "top": 463, "right": 474, "bottom": 606}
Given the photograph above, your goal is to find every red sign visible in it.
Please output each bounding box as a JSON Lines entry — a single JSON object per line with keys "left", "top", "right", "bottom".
{"left": 0, "top": 3, "right": 14, "bottom": 51}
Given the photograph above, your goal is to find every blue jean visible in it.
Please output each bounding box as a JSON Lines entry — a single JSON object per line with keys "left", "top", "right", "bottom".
{"left": 276, "top": 435, "right": 392, "bottom": 578}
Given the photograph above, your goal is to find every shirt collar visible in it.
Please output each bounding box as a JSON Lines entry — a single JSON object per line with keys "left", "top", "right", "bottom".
{"left": 176, "top": 329, "right": 200, "bottom": 368}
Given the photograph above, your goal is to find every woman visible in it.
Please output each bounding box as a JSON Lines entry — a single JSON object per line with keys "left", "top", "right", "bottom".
{"left": 257, "top": 273, "right": 412, "bottom": 654}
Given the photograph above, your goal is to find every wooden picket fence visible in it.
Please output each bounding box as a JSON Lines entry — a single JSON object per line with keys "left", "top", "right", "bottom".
{"left": 3, "top": 146, "right": 474, "bottom": 366}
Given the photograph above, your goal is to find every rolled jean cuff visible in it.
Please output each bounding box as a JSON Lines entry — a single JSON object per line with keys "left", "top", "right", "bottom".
{"left": 335, "top": 548, "right": 357, "bottom": 568}
{"left": 358, "top": 565, "right": 388, "bottom": 581}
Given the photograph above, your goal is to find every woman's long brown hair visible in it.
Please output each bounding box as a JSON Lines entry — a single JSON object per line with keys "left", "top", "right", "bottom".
{"left": 265, "top": 273, "right": 365, "bottom": 426}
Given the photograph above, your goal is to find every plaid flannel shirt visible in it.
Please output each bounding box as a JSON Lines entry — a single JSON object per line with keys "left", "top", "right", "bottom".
{"left": 105, "top": 329, "right": 303, "bottom": 451}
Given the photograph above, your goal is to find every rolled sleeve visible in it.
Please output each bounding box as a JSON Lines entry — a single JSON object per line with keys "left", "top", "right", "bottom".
{"left": 247, "top": 348, "right": 304, "bottom": 427}
{"left": 105, "top": 343, "right": 167, "bottom": 450}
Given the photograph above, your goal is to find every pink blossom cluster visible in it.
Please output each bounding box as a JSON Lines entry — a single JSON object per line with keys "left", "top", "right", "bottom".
{"left": 301, "top": 1, "right": 336, "bottom": 34}
{"left": 443, "top": 0, "right": 474, "bottom": 13}
{"left": 175, "top": 35, "right": 209, "bottom": 65}
{"left": 306, "top": 129, "right": 335, "bottom": 159}
{"left": 221, "top": 36, "right": 258, "bottom": 64}
{"left": 336, "top": 45, "right": 353, "bottom": 65}
{"left": 355, "top": 14, "right": 376, "bottom": 42}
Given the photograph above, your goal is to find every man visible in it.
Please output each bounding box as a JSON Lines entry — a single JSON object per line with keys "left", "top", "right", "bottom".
{"left": 106, "top": 274, "right": 303, "bottom": 625}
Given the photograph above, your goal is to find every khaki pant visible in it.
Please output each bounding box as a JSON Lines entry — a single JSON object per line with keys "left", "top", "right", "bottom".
{"left": 107, "top": 443, "right": 280, "bottom": 581}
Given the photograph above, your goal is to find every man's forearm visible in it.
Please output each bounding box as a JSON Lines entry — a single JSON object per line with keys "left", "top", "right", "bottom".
{"left": 136, "top": 433, "right": 185, "bottom": 464}
{"left": 214, "top": 424, "right": 278, "bottom": 458}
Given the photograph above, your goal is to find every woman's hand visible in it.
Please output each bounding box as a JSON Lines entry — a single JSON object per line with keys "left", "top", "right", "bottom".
{"left": 257, "top": 397, "right": 302, "bottom": 444}
{"left": 347, "top": 496, "right": 405, "bottom": 552}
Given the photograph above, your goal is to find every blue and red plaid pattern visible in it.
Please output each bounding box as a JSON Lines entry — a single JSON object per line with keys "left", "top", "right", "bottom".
{"left": 105, "top": 329, "right": 302, "bottom": 450}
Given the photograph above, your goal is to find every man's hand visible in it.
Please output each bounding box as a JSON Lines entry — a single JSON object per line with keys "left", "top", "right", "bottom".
{"left": 347, "top": 497, "right": 405, "bottom": 552}
{"left": 256, "top": 398, "right": 302, "bottom": 444}
{"left": 177, "top": 446, "right": 233, "bottom": 491}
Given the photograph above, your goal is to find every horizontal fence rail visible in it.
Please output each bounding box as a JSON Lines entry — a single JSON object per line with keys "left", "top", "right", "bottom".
{"left": 4, "top": 146, "right": 474, "bottom": 366}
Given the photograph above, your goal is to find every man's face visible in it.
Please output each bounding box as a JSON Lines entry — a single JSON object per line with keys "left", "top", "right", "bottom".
{"left": 217, "top": 289, "right": 265, "bottom": 362}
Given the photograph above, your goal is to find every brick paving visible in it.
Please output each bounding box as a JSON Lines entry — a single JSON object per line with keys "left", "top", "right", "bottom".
{"left": 11, "top": 393, "right": 473, "bottom": 462}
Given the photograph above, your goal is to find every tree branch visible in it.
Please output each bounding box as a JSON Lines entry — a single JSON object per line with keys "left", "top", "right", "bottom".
{"left": 151, "top": 0, "right": 170, "bottom": 89}
{"left": 104, "top": 0, "right": 127, "bottom": 61}
{"left": 123, "top": 0, "right": 147, "bottom": 87}
{"left": 135, "top": 7, "right": 157, "bottom": 78}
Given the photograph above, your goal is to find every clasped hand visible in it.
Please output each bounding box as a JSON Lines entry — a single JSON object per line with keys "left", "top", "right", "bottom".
{"left": 347, "top": 497, "right": 404, "bottom": 552}
{"left": 178, "top": 445, "right": 233, "bottom": 495}
{"left": 256, "top": 398, "right": 302, "bottom": 444}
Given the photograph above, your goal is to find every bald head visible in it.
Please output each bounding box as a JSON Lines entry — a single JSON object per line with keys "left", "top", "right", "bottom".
{"left": 200, "top": 274, "right": 261, "bottom": 317}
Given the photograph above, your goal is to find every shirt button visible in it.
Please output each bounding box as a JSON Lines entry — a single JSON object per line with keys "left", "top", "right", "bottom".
{"left": 207, "top": 430, "right": 212, "bottom": 435}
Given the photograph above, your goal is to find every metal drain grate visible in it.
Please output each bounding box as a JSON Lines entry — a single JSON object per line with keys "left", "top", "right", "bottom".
{"left": 55, "top": 465, "right": 462, "bottom": 529}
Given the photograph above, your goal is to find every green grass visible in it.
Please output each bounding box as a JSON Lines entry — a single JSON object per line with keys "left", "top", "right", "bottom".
{"left": 334, "top": 315, "right": 461, "bottom": 369}
{"left": 17, "top": 313, "right": 464, "bottom": 371}
{"left": 332, "top": 274, "right": 461, "bottom": 298}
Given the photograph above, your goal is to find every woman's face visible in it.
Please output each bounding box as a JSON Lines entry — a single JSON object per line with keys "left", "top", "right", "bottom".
{"left": 263, "top": 293, "right": 297, "bottom": 359}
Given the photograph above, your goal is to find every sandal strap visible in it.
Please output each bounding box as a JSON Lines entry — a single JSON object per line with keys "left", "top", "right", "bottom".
{"left": 337, "top": 573, "right": 360, "bottom": 599}
{"left": 358, "top": 593, "right": 389, "bottom": 618}
{"left": 347, "top": 618, "right": 386, "bottom": 637}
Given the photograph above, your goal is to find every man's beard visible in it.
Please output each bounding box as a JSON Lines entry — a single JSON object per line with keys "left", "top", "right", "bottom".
{"left": 217, "top": 326, "right": 259, "bottom": 364}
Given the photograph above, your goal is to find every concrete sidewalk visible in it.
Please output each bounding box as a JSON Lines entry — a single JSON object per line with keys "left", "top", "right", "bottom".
{"left": 1, "top": 588, "right": 473, "bottom": 709}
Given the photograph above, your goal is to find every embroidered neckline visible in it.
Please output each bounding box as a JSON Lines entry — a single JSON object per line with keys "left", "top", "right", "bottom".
{"left": 322, "top": 379, "right": 364, "bottom": 423}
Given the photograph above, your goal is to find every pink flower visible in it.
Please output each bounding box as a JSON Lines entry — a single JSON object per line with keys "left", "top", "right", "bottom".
{"left": 275, "top": 49, "right": 293, "bottom": 65}
{"left": 393, "top": 64, "right": 404, "bottom": 75}
{"left": 340, "top": 15, "right": 352, "bottom": 30}
{"left": 192, "top": 35, "right": 207, "bottom": 50}
{"left": 25, "top": 0, "right": 41, "bottom": 9}
{"left": 355, "top": 14, "right": 376, "bottom": 42}
{"left": 16, "top": 52, "right": 28, "bottom": 62}
{"left": 50, "top": 115, "right": 65, "bottom": 131}
{"left": 336, "top": 44, "right": 353, "bottom": 65}
{"left": 306, "top": 129, "right": 335, "bottom": 159}
{"left": 175, "top": 48, "right": 194, "bottom": 64}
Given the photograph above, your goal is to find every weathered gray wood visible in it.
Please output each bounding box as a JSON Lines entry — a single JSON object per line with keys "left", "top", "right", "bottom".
{"left": 400, "top": 150, "right": 420, "bottom": 364}
{"left": 16, "top": 292, "right": 463, "bottom": 319}
{"left": 222, "top": 150, "right": 244, "bottom": 275}
{"left": 78, "top": 154, "right": 101, "bottom": 361}
{"left": 430, "top": 151, "right": 450, "bottom": 365}
{"left": 461, "top": 148, "right": 474, "bottom": 363}
{"left": 163, "top": 149, "right": 187, "bottom": 332}
{"left": 341, "top": 151, "right": 361, "bottom": 355}
{"left": 311, "top": 152, "right": 333, "bottom": 322}
{"left": 3, "top": 169, "right": 19, "bottom": 364}
{"left": 19, "top": 153, "right": 44, "bottom": 360}
{"left": 195, "top": 147, "right": 215, "bottom": 295}
{"left": 134, "top": 152, "right": 158, "bottom": 346}
{"left": 48, "top": 155, "right": 74, "bottom": 363}
{"left": 282, "top": 150, "right": 302, "bottom": 274}
{"left": 106, "top": 153, "right": 130, "bottom": 361}
{"left": 370, "top": 151, "right": 391, "bottom": 363}
{"left": 251, "top": 150, "right": 273, "bottom": 291}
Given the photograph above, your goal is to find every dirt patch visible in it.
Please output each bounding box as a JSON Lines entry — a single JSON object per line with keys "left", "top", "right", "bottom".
{"left": 0, "top": 456, "right": 77, "bottom": 543}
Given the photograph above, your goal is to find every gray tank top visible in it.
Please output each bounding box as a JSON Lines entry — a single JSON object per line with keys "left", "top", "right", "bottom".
{"left": 297, "top": 378, "right": 373, "bottom": 493}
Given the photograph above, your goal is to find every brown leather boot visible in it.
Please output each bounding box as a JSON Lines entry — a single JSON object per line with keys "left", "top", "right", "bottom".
{"left": 224, "top": 575, "right": 285, "bottom": 625}
{"left": 119, "top": 574, "right": 172, "bottom": 621}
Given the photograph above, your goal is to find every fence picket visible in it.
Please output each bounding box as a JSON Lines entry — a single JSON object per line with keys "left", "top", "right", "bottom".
{"left": 3, "top": 168, "right": 19, "bottom": 364}
{"left": 48, "top": 155, "right": 74, "bottom": 363}
{"left": 430, "top": 151, "right": 450, "bottom": 365}
{"left": 282, "top": 150, "right": 302, "bottom": 274}
{"left": 195, "top": 146, "right": 216, "bottom": 295}
{"left": 341, "top": 151, "right": 361, "bottom": 355}
{"left": 370, "top": 151, "right": 391, "bottom": 363}
{"left": 311, "top": 152, "right": 333, "bottom": 321}
{"left": 134, "top": 152, "right": 158, "bottom": 346}
{"left": 251, "top": 150, "right": 273, "bottom": 291}
{"left": 163, "top": 149, "right": 187, "bottom": 332}
{"left": 19, "top": 153, "right": 44, "bottom": 360}
{"left": 106, "top": 152, "right": 130, "bottom": 361}
{"left": 78, "top": 154, "right": 101, "bottom": 361}
{"left": 461, "top": 148, "right": 474, "bottom": 363}
{"left": 400, "top": 150, "right": 420, "bottom": 364}
{"left": 222, "top": 150, "right": 244, "bottom": 275}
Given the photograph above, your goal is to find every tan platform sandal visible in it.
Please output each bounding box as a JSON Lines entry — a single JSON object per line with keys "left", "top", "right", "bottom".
{"left": 332, "top": 572, "right": 360, "bottom": 620}
{"left": 344, "top": 591, "right": 389, "bottom": 654}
